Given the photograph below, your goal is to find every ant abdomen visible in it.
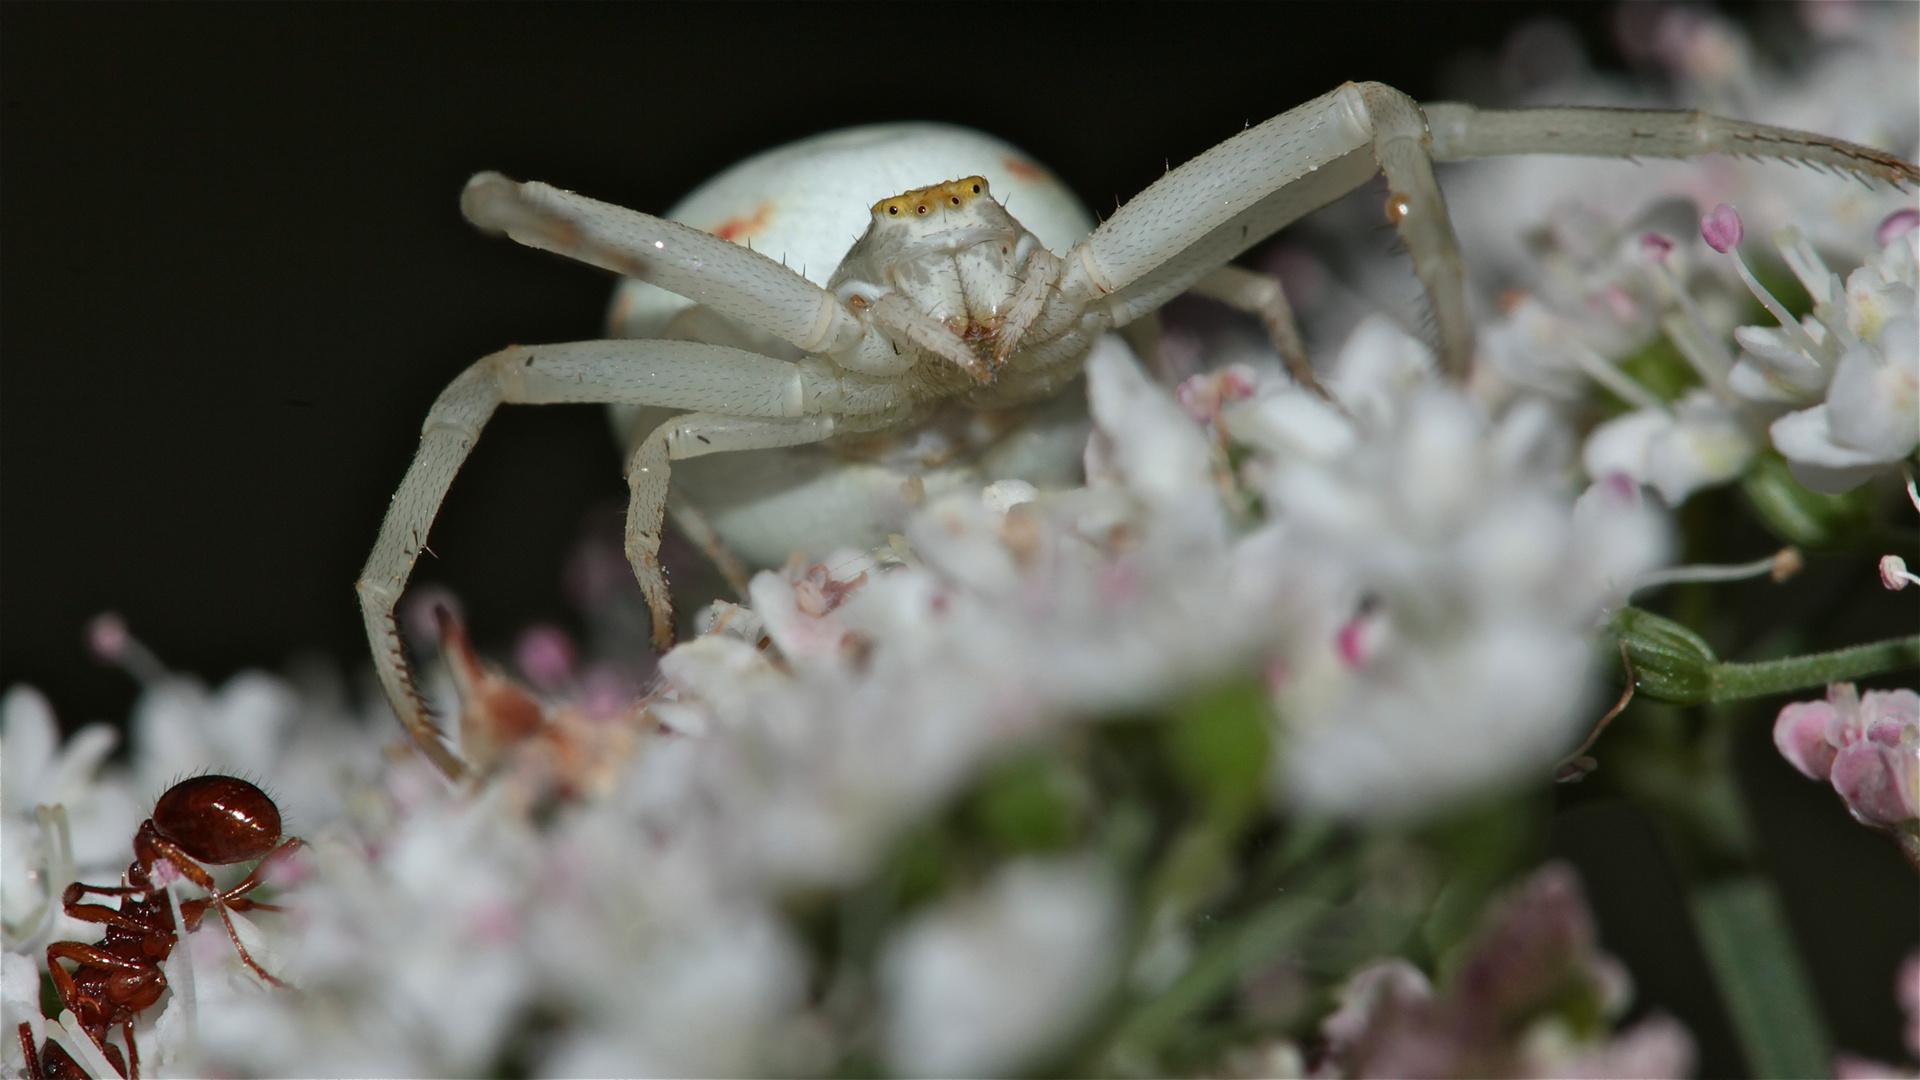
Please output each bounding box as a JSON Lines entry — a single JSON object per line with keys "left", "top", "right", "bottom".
{"left": 149, "top": 775, "right": 283, "bottom": 866}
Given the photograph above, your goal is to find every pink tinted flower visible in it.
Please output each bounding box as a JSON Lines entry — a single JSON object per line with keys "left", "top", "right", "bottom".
{"left": 514, "top": 624, "right": 577, "bottom": 690}
{"left": 1174, "top": 364, "right": 1257, "bottom": 424}
{"left": 1883, "top": 555, "right": 1920, "bottom": 591}
{"left": 1333, "top": 607, "right": 1389, "bottom": 670}
{"left": 1880, "top": 208, "right": 1920, "bottom": 248}
{"left": 85, "top": 611, "right": 130, "bottom": 664}
{"left": 1701, "top": 204, "right": 1745, "bottom": 253}
{"left": 1831, "top": 737, "right": 1919, "bottom": 827}
{"left": 1777, "top": 684, "right": 1920, "bottom": 826}
{"left": 1775, "top": 698, "right": 1841, "bottom": 779}
{"left": 1639, "top": 232, "right": 1675, "bottom": 262}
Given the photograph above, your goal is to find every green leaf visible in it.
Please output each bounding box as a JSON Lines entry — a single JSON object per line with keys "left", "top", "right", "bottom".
{"left": 1689, "top": 875, "right": 1831, "bottom": 1079}
{"left": 967, "top": 750, "right": 1082, "bottom": 855}
{"left": 1608, "top": 335, "right": 1700, "bottom": 411}
{"left": 1094, "top": 864, "right": 1348, "bottom": 1076}
{"left": 1165, "top": 678, "right": 1272, "bottom": 828}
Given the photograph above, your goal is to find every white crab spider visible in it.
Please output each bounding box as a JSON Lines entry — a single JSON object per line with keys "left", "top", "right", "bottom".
{"left": 358, "top": 81, "right": 1918, "bottom": 780}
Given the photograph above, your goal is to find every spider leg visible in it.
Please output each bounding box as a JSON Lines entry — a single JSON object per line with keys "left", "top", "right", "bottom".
{"left": 462, "top": 173, "right": 869, "bottom": 361}
{"left": 1424, "top": 103, "right": 1920, "bottom": 187}
{"left": 1057, "top": 83, "right": 1472, "bottom": 373}
{"left": 1186, "top": 265, "right": 1320, "bottom": 396}
{"left": 1059, "top": 82, "right": 1918, "bottom": 385}
{"left": 625, "top": 413, "right": 839, "bottom": 648}
{"left": 667, "top": 492, "right": 754, "bottom": 599}
{"left": 358, "top": 341, "right": 910, "bottom": 779}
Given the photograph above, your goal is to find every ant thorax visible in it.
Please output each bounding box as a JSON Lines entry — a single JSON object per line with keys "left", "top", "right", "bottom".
{"left": 830, "top": 176, "right": 1045, "bottom": 362}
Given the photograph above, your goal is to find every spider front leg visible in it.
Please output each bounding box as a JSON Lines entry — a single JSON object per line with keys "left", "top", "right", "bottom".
{"left": 1054, "top": 81, "right": 1917, "bottom": 382}
{"left": 1423, "top": 101, "right": 1920, "bottom": 184}
{"left": 1053, "top": 83, "right": 1476, "bottom": 374}
{"left": 624, "top": 412, "right": 838, "bottom": 647}
{"left": 357, "top": 341, "right": 899, "bottom": 779}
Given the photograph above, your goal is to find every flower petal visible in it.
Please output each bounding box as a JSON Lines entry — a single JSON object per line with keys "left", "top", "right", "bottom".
{"left": 1774, "top": 699, "right": 1841, "bottom": 780}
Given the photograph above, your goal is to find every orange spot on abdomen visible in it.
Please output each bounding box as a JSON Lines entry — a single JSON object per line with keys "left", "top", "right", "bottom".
{"left": 709, "top": 202, "right": 775, "bottom": 243}
{"left": 1002, "top": 157, "right": 1048, "bottom": 183}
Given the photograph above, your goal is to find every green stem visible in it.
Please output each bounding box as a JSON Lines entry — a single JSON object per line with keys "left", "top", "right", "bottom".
{"left": 1094, "top": 865, "right": 1346, "bottom": 1075}
{"left": 1688, "top": 876, "right": 1831, "bottom": 1079}
{"left": 1708, "top": 634, "right": 1920, "bottom": 701}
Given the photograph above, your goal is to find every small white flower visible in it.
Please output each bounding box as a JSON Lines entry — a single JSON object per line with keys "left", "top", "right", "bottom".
{"left": 1737, "top": 223, "right": 1920, "bottom": 493}
{"left": 1262, "top": 319, "right": 1668, "bottom": 820}
{"left": 880, "top": 858, "right": 1122, "bottom": 1077}
{"left": 1582, "top": 388, "right": 1759, "bottom": 506}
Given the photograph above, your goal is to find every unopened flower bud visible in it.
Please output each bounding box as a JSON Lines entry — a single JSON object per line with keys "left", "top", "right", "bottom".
{"left": 1609, "top": 607, "right": 1718, "bottom": 704}
{"left": 86, "top": 612, "right": 130, "bottom": 664}
{"left": 515, "top": 624, "right": 576, "bottom": 690}
{"left": 1701, "top": 204, "right": 1744, "bottom": 253}
{"left": 1882, "top": 555, "right": 1920, "bottom": 592}
{"left": 1878, "top": 207, "right": 1920, "bottom": 247}
{"left": 1639, "top": 232, "right": 1675, "bottom": 262}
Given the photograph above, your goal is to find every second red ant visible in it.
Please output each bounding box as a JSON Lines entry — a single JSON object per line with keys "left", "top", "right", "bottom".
{"left": 15, "top": 775, "right": 304, "bottom": 1080}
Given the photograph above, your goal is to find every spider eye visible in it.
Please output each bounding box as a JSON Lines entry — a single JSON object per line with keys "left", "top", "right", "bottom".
{"left": 887, "top": 206, "right": 899, "bottom": 216}
{"left": 950, "top": 196, "right": 960, "bottom": 205}
{"left": 971, "top": 183, "right": 981, "bottom": 194}
{"left": 915, "top": 204, "right": 928, "bottom": 215}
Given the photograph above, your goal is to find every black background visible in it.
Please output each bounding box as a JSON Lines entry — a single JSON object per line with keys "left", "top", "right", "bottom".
{"left": 3, "top": 4, "right": 1912, "bottom": 1075}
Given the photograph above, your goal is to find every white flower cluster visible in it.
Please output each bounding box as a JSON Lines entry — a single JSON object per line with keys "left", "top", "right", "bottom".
{"left": 1, "top": 663, "right": 386, "bottom": 1077}
{"left": 1756, "top": 220, "right": 1919, "bottom": 493}
{"left": 1446, "top": 3, "right": 1919, "bottom": 507}
{"left": 4, "top": 316, "right": 1667, "bottom": 1075}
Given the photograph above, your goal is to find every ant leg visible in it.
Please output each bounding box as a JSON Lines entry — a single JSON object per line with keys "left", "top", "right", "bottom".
{"left": 134, "top": 836, "right": 217, "bottom": 895}
{"left": 120, "top": 1020, "right": 138, "bottom": 1080}
{"left": 201, "top": 900, "right": 292, "bottom": 990}
{"left": 177, "top": 837, "right": 309, "bottom": 931}
{"left": 45, "top": 943, "right": 166, "bottom": 1043}
{"left": 16, "top": 1022, "right": 44, "bottom": 1080}
{"left": 60, "top": 881, "right": 172, "bottom": 936}
{"left": 217, "top": 838, "right": 308, "bottom": 904}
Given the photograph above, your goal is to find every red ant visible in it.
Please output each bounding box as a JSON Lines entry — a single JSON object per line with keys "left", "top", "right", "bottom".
{"left": 15, "top": 775, "right": 304, "bottom": 1080}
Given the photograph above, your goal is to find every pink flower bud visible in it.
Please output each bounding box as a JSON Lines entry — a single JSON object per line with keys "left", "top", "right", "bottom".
{"left": 1175, "top": 375, "right": 1220, "bottom": 424}
{"left": 1700, "top": 204, "right": 1744, "bottom": 253}
{"left": 1878, "top": 207, "right": 1920, "bottom": 247}
{"left": 1881, "top": 554, "right": 1919, "bottom": 591}
{"left": 86, "top": 611, "right": 129, "bottom": 664}
{"left": 1600, "top": 471, "right": 1642, "bottom": 506}
{"left": 399, "top": 585, "right": 462, "bottom": 655}
{"left": 514, "top": 624, "right": 576, "bottom": 690}
{"left": 1175, "top": 365, "right": 1258, "bottom": 424}
{"left": 1639, "top": 232, "right": 1675, "bottom": 262}
{"left": 1830, "top": 739, "right": 1919, "bottom": 827}
{"left": 1334, "top": 606, "right": 1389, "bottom": 669}
{"left": 1774, "top": 698, "right": 1839, "bottom": 780}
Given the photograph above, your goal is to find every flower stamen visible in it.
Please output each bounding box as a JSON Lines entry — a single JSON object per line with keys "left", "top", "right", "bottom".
{"left": 1626, "top": 547, "right": 1801, "bottom": 599}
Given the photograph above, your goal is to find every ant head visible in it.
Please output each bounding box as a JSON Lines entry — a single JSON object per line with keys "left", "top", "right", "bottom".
{"left": 151, "top": 775, "right": 284, "bottom": 865}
